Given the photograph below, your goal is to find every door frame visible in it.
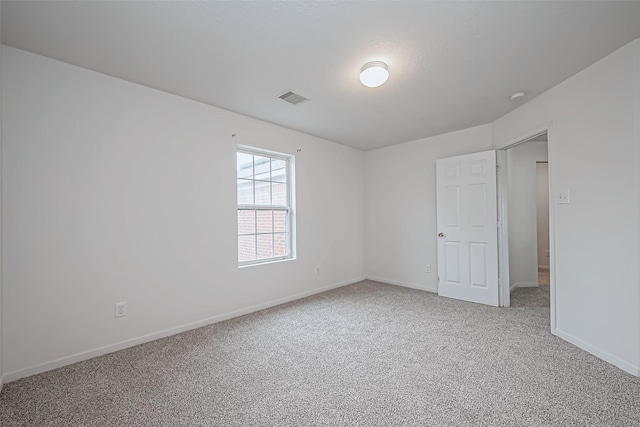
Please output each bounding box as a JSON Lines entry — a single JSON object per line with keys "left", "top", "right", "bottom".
{"left": 496, "top": 123, "right": 556, "bottom": 333}
{"left": 496, "top": 149, "right": 510, "bottom": 307}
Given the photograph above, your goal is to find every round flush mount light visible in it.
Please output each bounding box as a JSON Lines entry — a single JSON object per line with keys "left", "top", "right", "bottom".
{"left": 510, "top": 91, "right": 527, "bottom": 101}
{"left": 360, "top": 61, "right": 389, "bottom": 88}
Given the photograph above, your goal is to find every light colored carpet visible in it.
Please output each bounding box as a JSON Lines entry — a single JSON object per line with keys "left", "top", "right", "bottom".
{"left": 1, "top": 280, "right": 639, "bottom": 426}
{"left": 510, "top": 269, "right": 550, "bottom": 308}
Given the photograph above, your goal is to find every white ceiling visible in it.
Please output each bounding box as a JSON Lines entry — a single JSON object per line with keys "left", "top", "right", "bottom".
{"left": 3, "top": 1, "right": 640, "bottom": 151}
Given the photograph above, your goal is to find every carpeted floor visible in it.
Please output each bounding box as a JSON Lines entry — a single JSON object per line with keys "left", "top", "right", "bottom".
{"left": 509, "top": 269, "right": 550, "bottom": 308}
{"left": 1, "top": 279, "right": 639, "bottom": 426}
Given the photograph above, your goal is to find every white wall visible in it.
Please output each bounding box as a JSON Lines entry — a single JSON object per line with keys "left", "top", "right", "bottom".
{"left": 536, "top": 163, "right": 550, "bottom": 269}
{"left": 635, "top": 36, "right": 640, "bottom": 377}
{"left": 0, "top": 2, "right": 4, "bottom": 392}
{"left": 506, "top": 140, "right": 548, "bottom": 288}
{"left": 493, "top": 39, "right": 640, "bottom": 375}
{"left": 364, "top": 125, "right": 493, "bottom": 291}
{"left": 1, "top": 46, "right": 365, "bottom": 380}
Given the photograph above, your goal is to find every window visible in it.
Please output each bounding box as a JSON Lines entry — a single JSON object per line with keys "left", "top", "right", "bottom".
{"left": 237, "top": 147, "right": 294, "bottom": 266}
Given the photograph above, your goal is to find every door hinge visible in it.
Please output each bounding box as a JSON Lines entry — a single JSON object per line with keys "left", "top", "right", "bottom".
{"left": 496, "top": 164, "right": 502, "bottom": 171}
{"left": 497, "top": 220, "right": 501, "bottom": 229}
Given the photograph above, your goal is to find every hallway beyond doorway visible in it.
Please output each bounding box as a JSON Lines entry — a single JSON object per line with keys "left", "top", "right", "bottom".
{"left": 511, "top": 269, "right": 550, "bottom": 307}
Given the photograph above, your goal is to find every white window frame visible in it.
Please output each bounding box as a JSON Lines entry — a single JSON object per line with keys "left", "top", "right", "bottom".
{"left": 237, "top": 146, "right": 294, "bottom": 267}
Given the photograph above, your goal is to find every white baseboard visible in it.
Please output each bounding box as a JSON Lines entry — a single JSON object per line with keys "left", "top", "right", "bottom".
{"left": 554, "top": 328, "right": 639, "bottom": 377}
{"left": 365, "top": 276, "right": 437, "bottom": 293}
{"left": 538, "top": 265, "right": 550, "bottom": 270}
{"left": 515, "top": 282, "right": 539, "bottom": 288}
{"left": 510, "top": 282, "right": 538, "bottom": 293}
{"left": 3, "top": 276, "right": 365, "bottom": 384}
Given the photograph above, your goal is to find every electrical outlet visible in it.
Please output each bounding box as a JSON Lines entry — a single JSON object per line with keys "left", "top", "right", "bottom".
{"left": 316, "top": 266, "right": 320, "bottom": 275}
{"left": 115, "top": 302, "right": 127, "bottom": 318}
{"left": 556, "top": 191, "right": 570, "bottom": 204}
{"left": 425, "top": 264, "right": 431, "bottom": 273}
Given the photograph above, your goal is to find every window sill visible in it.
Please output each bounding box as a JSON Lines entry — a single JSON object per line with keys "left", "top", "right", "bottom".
{"left": 238, "top": 257, "right": 296, "bottom": 269}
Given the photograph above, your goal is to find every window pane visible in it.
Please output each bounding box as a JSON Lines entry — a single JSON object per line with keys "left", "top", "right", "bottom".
{"left": 254, "top": 156, "right": 271, "bottom": 181}
{"left": 237, "top": 153, "right": 253, "bottom": 179}
{"left": 237, "top": 149, "right": 292, "bottom": 265}
{"left": 274, "top": 233, "right": 288, "bottom": 257}
{"left": 238, "top": 235, "right": 256, "bottom": 263}
{"left": 237, "top": 179, "right": 254, "bottom": 204}
{"left": 238, "top": 210, "right": 256, "bottom": 235}
{"left": 255, "top": 180, "right": 271, "bottom": 205}
{"left": 272, "top": 182, "right": 287, "bottom": 206}
{"left": 257, "top": 210, "right": 273, "bottom": 233}
{"left": 257, "top": 234, "right": 273, "bottom": 259}
{"left": 271, "top": 158, "right": 287, "bottom": 183}
{"left": 274, "top": 210, "right": 287, "bottom": 232}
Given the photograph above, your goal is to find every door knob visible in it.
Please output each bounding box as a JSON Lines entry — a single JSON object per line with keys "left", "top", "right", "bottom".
{"left": 438, "top": 232, "right": 445, "bottom": 238}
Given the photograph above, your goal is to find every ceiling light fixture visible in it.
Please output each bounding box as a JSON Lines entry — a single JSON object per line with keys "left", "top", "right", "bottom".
{"left": 360, "top": 61, "right": 389, "bottom": 88}
{"left": 510, "top": 91, "right": 526, "bottom": 101}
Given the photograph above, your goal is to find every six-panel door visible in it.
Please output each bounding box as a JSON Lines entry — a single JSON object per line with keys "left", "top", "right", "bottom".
{"left": 436, "top": 150, "right": 499, "bottom": 306}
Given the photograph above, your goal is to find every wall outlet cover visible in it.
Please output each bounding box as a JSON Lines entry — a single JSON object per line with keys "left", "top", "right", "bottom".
{"left": 556, "top": 191, "right": 570, "bottom": 204}
{"left": 115, "top": 302, "right": 127, "bottom": 318}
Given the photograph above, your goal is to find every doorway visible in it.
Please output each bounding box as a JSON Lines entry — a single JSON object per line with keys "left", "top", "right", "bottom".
{"left": 504, "top": 133, "right": 550, "bottom": 307}
{"left": 434, "top": 128, "right": 554, "bottom": 320}
{"left": 498, "top": 128, "right": 555, "bottom": 320}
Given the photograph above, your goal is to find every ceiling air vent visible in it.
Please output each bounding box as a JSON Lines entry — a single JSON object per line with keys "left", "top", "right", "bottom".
{"left": 277, "top": 91, "right": 309, "bottom": 105}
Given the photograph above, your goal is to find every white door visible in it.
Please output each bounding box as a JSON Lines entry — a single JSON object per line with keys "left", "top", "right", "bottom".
{"left": 436, "top": 150, "right": 499, "bottom": 306}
